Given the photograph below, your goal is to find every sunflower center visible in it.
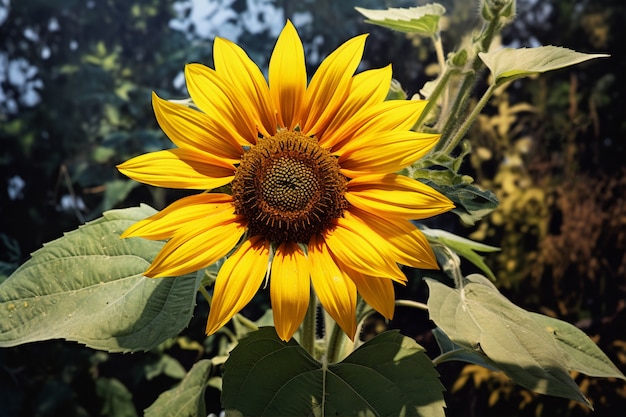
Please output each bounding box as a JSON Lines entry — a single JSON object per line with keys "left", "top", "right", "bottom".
{"left": 232, "top": 130, "right": 347, "bottom": 243}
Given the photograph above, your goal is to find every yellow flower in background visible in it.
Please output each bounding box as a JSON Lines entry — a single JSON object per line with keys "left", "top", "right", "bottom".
{"left": 117, "top": 21, "right": 454, "bottom": 341}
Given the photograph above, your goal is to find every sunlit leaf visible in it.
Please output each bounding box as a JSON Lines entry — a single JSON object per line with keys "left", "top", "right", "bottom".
{"left": 530, "top": 313, "right": 625, "bottom": 380}
{"left": 222, "top": 328, "right": 445, "bottom": 417}
{"left": 144, "top": 360, "right": 213, "bottom": 417}
{"left": 427, "top": 274, "right": 593, "bottom": 406}
{"left": 355, "top": 4, "right": 446, "bottom": 36}
{"left": 479, "top": 46, "right": 609, "bottom": 85}
{"left": 0, "top": 205, "right": 203, "bottom": 352}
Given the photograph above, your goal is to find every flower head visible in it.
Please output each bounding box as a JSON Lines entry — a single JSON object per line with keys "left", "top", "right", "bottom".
{"left": 117, "top": 21, "right": 454, "bottom": 341}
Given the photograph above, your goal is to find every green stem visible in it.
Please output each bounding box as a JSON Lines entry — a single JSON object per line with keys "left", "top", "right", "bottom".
{"left": 433, "top": 70, "right": 476, "bottom": 151}
{"left": 414, "top": 67, "right": 455, "bottom": 131}
{"left": 395, "top": 299, "right": 429, "bottom": 311}
{"left": 301, "top": 287, "right": 317, "bottom": 357}
{"left": 440, "top": 83, "right": 497, "bottom": 155}
{"left": 433, "top": 33, "right": 446, "bottom": 73}
{"left": 198, "top": 285, "right": 212, "bottom": 304}
{"left": 432, "top": 9, "right": 503, "bottom": 153}
{"left": 326, "top": 315, "right": 347, "bottom": 364}
{"left": 234, "top": 314, "right": 258, "bottom": 332}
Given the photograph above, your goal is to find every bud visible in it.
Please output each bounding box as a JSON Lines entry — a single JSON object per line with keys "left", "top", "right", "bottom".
{"left": 386, "top": 78, "right": 407, "bottom": 100}
{"left": 481, "top": 0, "right": 516, "bottom": 22}
{"left": 450, "top": 49, "right": 469, "bottom": 68}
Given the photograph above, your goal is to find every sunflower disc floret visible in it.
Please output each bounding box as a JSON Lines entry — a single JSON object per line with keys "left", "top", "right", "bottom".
{"left": 232, "top": 131, "right": 347, "bottom": 243}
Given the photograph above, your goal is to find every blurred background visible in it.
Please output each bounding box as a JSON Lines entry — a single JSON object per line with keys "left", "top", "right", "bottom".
{"left": 0, "top": 0, "right": 624, "bottom": 416}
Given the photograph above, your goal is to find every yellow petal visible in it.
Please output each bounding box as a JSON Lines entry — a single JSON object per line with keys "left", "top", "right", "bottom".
{"left": 324, "top": 216, "right": 407, "bottom": 283}
{"left": 185, "top": 63, "right": 259, "bottom": 145}
{"left": 318, "top": 65, "right": 392, "bottom": 149}
{"left": 346, "top": 174, "right": 454, "bottom": 219}
{"left": 308, "top": 234, "right": 357, "bottom": 339}
{"left": 152, "top": 92, "right": 243, "bottom": 163}
{"left": 347, "top": 268, "right": 396, "bottom": 320}
{"left": 269, "top": 21, "right": 306, "bottom": 130}
{"left": 117, "top": 148, "right": 235, "bottom": 190}
{"left": 270, "top": 242, "right": 310, "bottom": 341}
{"left": 300, "top": 34, "right": 368, "bottom": 137}
{"left": 329, "top": 100, "right": 428, "bottom": 155}
{"left": 121, "top": 193, "right": 234, "bottom": 241}
{"left": 358, "top": 99, "right": 428, "bottom": 133}
{"left": 145, "top": 211, "right": 246, "bottom": 277}
{"left": 349, "top": 207, "right": 438, "bottom": 269}
{"left": 213, "top": 37, "right": 276, "bottom": 137}
{"left": 338, "top": 131, "right": 439, "bottom": 176}
{"left": 206, "top": 236, "right": 270, "bottom": 335}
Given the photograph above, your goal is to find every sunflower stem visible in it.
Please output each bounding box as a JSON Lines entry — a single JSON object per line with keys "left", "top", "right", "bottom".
{"left": 326, "top": 314, "right": 348, "bottom": 364}
{"left": 301, "top": 287, "right": 317, "bottom": 357}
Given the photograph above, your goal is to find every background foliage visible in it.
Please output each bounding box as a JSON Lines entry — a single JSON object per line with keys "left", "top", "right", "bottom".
{"left": 1, "top": 0, "right": 624, "bottom": 416}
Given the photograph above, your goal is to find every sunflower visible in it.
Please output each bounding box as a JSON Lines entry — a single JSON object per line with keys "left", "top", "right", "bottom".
{"left": 117, "top": 21, "right": 454, "bottom": 342}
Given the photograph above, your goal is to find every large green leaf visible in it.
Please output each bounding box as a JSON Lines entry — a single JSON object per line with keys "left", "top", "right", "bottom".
{"left": 0, "top": 205, "right": 202, "bottom": 352}
{"left": 355, "top": 4, "right": 446, "bottom": 36}
{"left": 529, "top": 313, "right": 625, "bottom": 380}
{"left": 426, "top": 274, "right": 593, "bottom": 406}
{"left": 222, "top": 328, "right": 445, "bottom": 417}
{"left": 144, "top": 359, "right": 213, "bottom": 417}
{"left": 479, "top": 46, "right": 609, "bottom": 86}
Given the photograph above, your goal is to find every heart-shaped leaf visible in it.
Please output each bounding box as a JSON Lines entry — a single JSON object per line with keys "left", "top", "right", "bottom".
{"left": 222, "top": 328, "right": 445, "bottom": 417}
{"left": 0, "top": 205, "right": 202, "bottom": 352}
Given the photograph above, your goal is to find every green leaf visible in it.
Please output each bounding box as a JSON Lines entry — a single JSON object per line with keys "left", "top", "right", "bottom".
{"left": 432, "top": 327, "right": 498, "bottom": 370}
{"left": 415, "top": 172, "right": 498, "bottom": 226}
{"left": 529, "top": 313, "right": 625, "bottom": 380}
{"left": 355, "top": 4, "right": 446, "bottom": 36}
{"left": 96, "top": 378, "right": 139, "bottom": 417}
{"left": 222, "top": 328, "right": 445, "bottom": 417}
{"left": 144, "top": 359, "right": 213, "bottom": 417}
{"left": 0, "top": 205, "right": 202, "bottom": 352}
{"left": 144, "top": 354, "right": 188, "bottom": 381}
{"left": 410, "top": 143, "right": 498, "bottom": 225}
{"left": 479, "top": 46, "right": 609, "bottom": 86}
{"left": 426, "top": 274, "right": 593, "bottom": 406}
{"left": 421, "top": 228, "right": 499, "bottom": 280}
